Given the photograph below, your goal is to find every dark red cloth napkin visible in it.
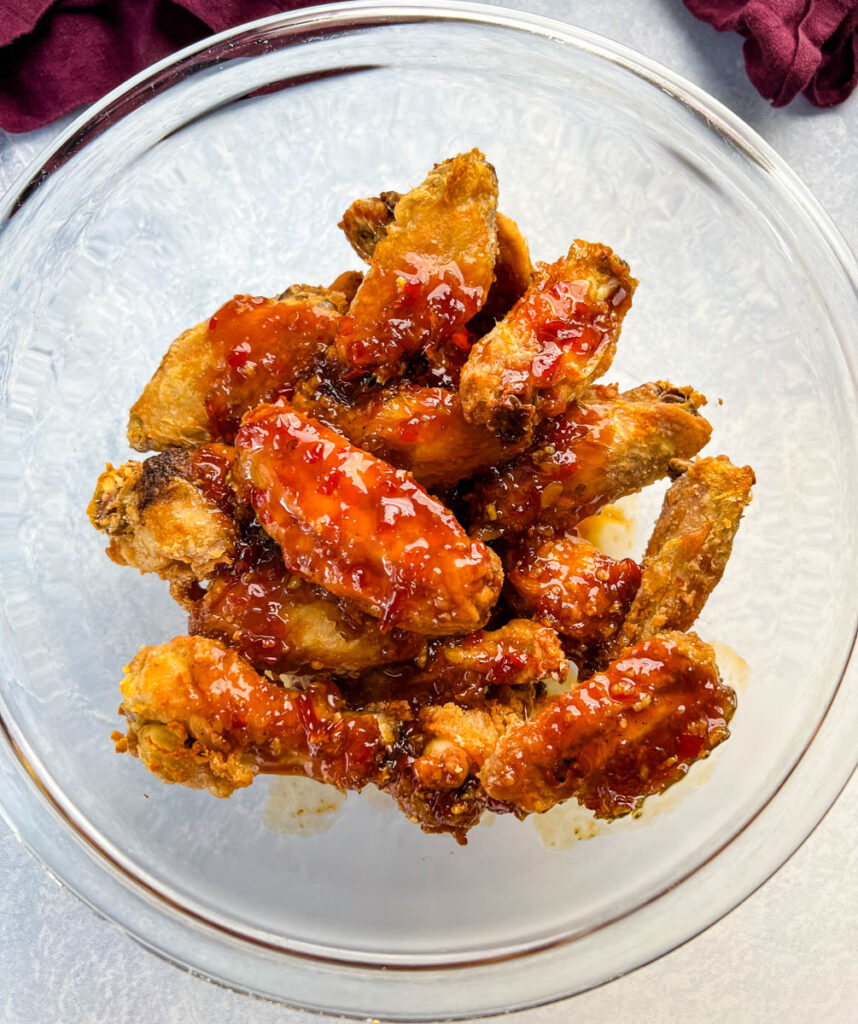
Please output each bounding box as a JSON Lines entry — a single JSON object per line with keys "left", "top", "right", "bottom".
{"left": 685, "top": 0, "right": 858, "bottom": 106}
{"left": 0, "top": 1, "right": 324, "bottom": 133}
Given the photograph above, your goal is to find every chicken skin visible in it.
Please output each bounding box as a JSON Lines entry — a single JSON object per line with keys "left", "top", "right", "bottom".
{"left": 610, "top": 455, "right": 755, "bottom": 655}
{"left": 336, "top": 150, "right": 499, "bottom": 377}
{"left": 506, "top": 533, "right": 641, "bottom": 653}
{"left": 340, "top": 185, "right": 533, "bottom": 337}
{"left": 233, "top": 400, "right": 503, "bottom": 635}
{"left": 117, "top": 631, "right": 731, "bottom": 841}
{"left": 460, "top": 241, "right": 637, "bottom": 438}
{"left": 189, "top": 527, "right": 425, "bottom": 675}
{"left": 468, "top": 382, "right": 712, "bottom": 539}
{"left": 116, "top": 635, "right": 390, "bottom": 797}
{"left": 127, "top": 285, "right": 346, "bottom": 450}
{"left": 479, "top": 631, "right": 735, "bottom": 816}
{"left": 343, "top": 619, "right": 568, "bottom": 709}
{"left": 293, "top": 382, "right": 529, "bottom": 490}
{"left": 88, "top": 444, "right": 239, "bottom": 585}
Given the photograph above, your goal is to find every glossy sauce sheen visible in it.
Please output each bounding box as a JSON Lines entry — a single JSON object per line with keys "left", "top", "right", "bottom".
{"left": 203, "top": 295, "right": 339, "bottom": 441}
{"left": 188, "top": 528, "right": 424, "bottom": 673}
{"left": 233, "top": 400, "right": 502, "bottom": 635}
{"left": 338, "top": 254, "right": 486, "bottom": 370}
{"left": 507, "top": 534, "right": 641, "bottom": 647}
{"left": 186, "top": 443, "right": 240, "bottom": 517}
{"left": 132, "top": 638, "right": 384, "bottom": 789}
{"left": 480, "top": 633, "right": 735, "bottom": 816}
{"left": 297, "top": 383, "right": 528, "bottom": 490}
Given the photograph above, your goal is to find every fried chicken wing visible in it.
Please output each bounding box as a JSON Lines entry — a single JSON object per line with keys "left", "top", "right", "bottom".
{"left": 189, "top": 527, "right": 425, "bottom": 675}
{"left": 88, "top": 444, "right": 239, "bottom": 584}
{"left": 233, "top": 400, "right": 503, "bottom": 635}
{"left": 506, "top": 533, "right": 641, "bottom": 651}
{"left": 340, "top": 184, "right": 532, "bottom": 339}
{"left": 127, "top": 286, "right": 345, "bottom": 450}
{"left": 460, "top": 241, "right": 637, "bottom": 438}
{"left": 611, "top": 456, "right": 755, "bottom": 655}
{"left": 293, "top": 382, "right": 529, "bottom": 490}
{"left": 116, "top": 636, "right": 391, "bottom": 797}
{"left": 468, "top": 382, "right": 712, "bottom": 539}
{"left": 479, "top": 631, "right": 735, "bottom": 816}
{"left": 343, "top": 619, "right": 567, "bottom": 708}
{"left": 336, "top": 150, "right": 498, "bottom": 377}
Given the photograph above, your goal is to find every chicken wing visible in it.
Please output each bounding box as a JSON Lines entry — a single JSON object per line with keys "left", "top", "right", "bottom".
{"left": 506, "top": 533, "right": 640, "bottom": 651}
{"left": 479, "top": 631, "right": 735, "bottom": 816}
{"left": 460, "top": 241, "right": 637, "bottom": 438}
{"left": 233, "top": 400, "right": 503, "bottom": 635}
{"left": 610, "top": 456, "right": 755, "bottom": 655}
{"left": 88, "top": 444, "right": 239, "bottom": 585}
{"left": 127, "top": 285, "right": 346, "bottom": 450}
{"left": 336, "top": 150, "right": 498, "bottom": 377}
{"left": 293, "top": 382, "right": 529, "bottom": 490}
{"left": 340, "top": 185, "right": 532, "bottom": 338}
{"left": 343, "top": 619, "right": 567, "bottom": 708}
{"left": 115, "top": 635, "right": 392, "bottom": 797}
{"left": 189, "top": 527, "right": 425, "bottom": 675}
{"left": 468, "top": 382, "right": 712, "bottom": 539}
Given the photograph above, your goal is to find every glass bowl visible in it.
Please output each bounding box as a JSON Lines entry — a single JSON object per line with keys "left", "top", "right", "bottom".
{"left": 1, "top": 2, "right": 857, "bottom": 1019}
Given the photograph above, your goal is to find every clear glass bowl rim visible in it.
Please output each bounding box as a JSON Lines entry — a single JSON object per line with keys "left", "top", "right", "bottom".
{"left": 1, "top": 2, "right": 857, "bottom": 1019}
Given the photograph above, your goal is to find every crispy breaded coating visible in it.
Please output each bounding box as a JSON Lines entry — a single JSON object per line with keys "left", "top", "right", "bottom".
{"left": 233, "top": 400, "right": 503, "bottom": 635}
{"left": 611, "top": 456, "right": 755, "bottom": 654}
{"left": 506, "top": 533, "right": 641, "bottom": 650}
{"left": 339, "top": 191, "right": 400, "bottom": 261}
{"left": 480, "top": 631, "right": 735, "bottom": 816}
{"left": 293, "top": 382, "right": 529, "bottom": 490}
{"left": 117, "top": 636, "right": 391, "bottom": 797}
{"left": 336, "top": 150, "right": 498, "bottom": 376}
{"left": 460, "top": 241, "right": 636, "bottom": 438}
{"left": 127, "top": 287, "right": 344, "bottom": 450}
{"left": 189, "top": 528, "right": 425, "bottom": 675}
{"left": 468, "top": 382, "right": 712, "bottom": 539}
{"left": 340, "top": 186, "right": 532, "bottom": 338}
{"left": 88, "top": 445, "right": 238, "bottom": 584}
{"left": 343, "top": 619, "right": 567, "bottom": 708}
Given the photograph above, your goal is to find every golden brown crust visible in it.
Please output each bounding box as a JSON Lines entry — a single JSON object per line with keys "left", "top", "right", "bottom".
{"left": 293, "top": 382, "right": 529, "bottom": 490}
{"left": 479, "top": 631, "right": 735, "bottom": 816}
{"left": 88, "top": 448, "right": 238, "bottom": 584}
{"left": 118, "top": 636, "right": 390, "bottom": 797}
{"left": 468, "top": 382, "right": 712, "bottom": 539}
{"left": 336, "top": 150, "right": 499, "bottom": 376}
{"left": 610, "top": 455, "right": 755, "bottom": 654}
{"left": 127, "top": 291, "right": 341, "bottom": 451}
{"left": 460, "top": 240, "right": 637, "bottom": 438}
{"left": 189, "top": 529, "right": 426, "bottom": 675}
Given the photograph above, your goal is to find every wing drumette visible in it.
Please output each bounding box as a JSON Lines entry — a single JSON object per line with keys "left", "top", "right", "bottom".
{"left": 127, "top": 283, "right": 348, "bottom": 450}
{"left": 460, "top": 241, "right": 636, "bottom": 438}
{"left": 189, "top": 527, "right": 425, "bottom": 675}
{"left": 116, "top": 635, "right": 392, "bottom": 797}
{"left": 468, "top": 382, "right": 712, "bottom": 539}
{"left": 233, "top": 400, "right": 503, "bottom": 635}
{"left": 88, "top": 444, "right": 239, "bottom": 586}
{"left": 479, "top": 631, "right": 735, "bottom": 816}
{"left": 336, "top": 150, "right": 499, "bottom": 378}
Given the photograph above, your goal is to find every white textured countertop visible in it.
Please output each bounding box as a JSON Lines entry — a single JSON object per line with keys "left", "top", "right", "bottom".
{"left": 1, "top": 2, "right": 856, "bottom": 1021}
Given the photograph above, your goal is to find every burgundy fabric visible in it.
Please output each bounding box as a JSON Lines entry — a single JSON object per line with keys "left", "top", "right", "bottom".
{"left": 685, "top": 0, "right": 858, "bottom": 106}
{"left": 0, "top": 1, "right": 326, "bottom": 133}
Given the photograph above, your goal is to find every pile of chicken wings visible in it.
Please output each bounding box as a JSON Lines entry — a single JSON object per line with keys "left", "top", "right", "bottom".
{"left": 89, "top": 151, "right": 754, "bottom": 843}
